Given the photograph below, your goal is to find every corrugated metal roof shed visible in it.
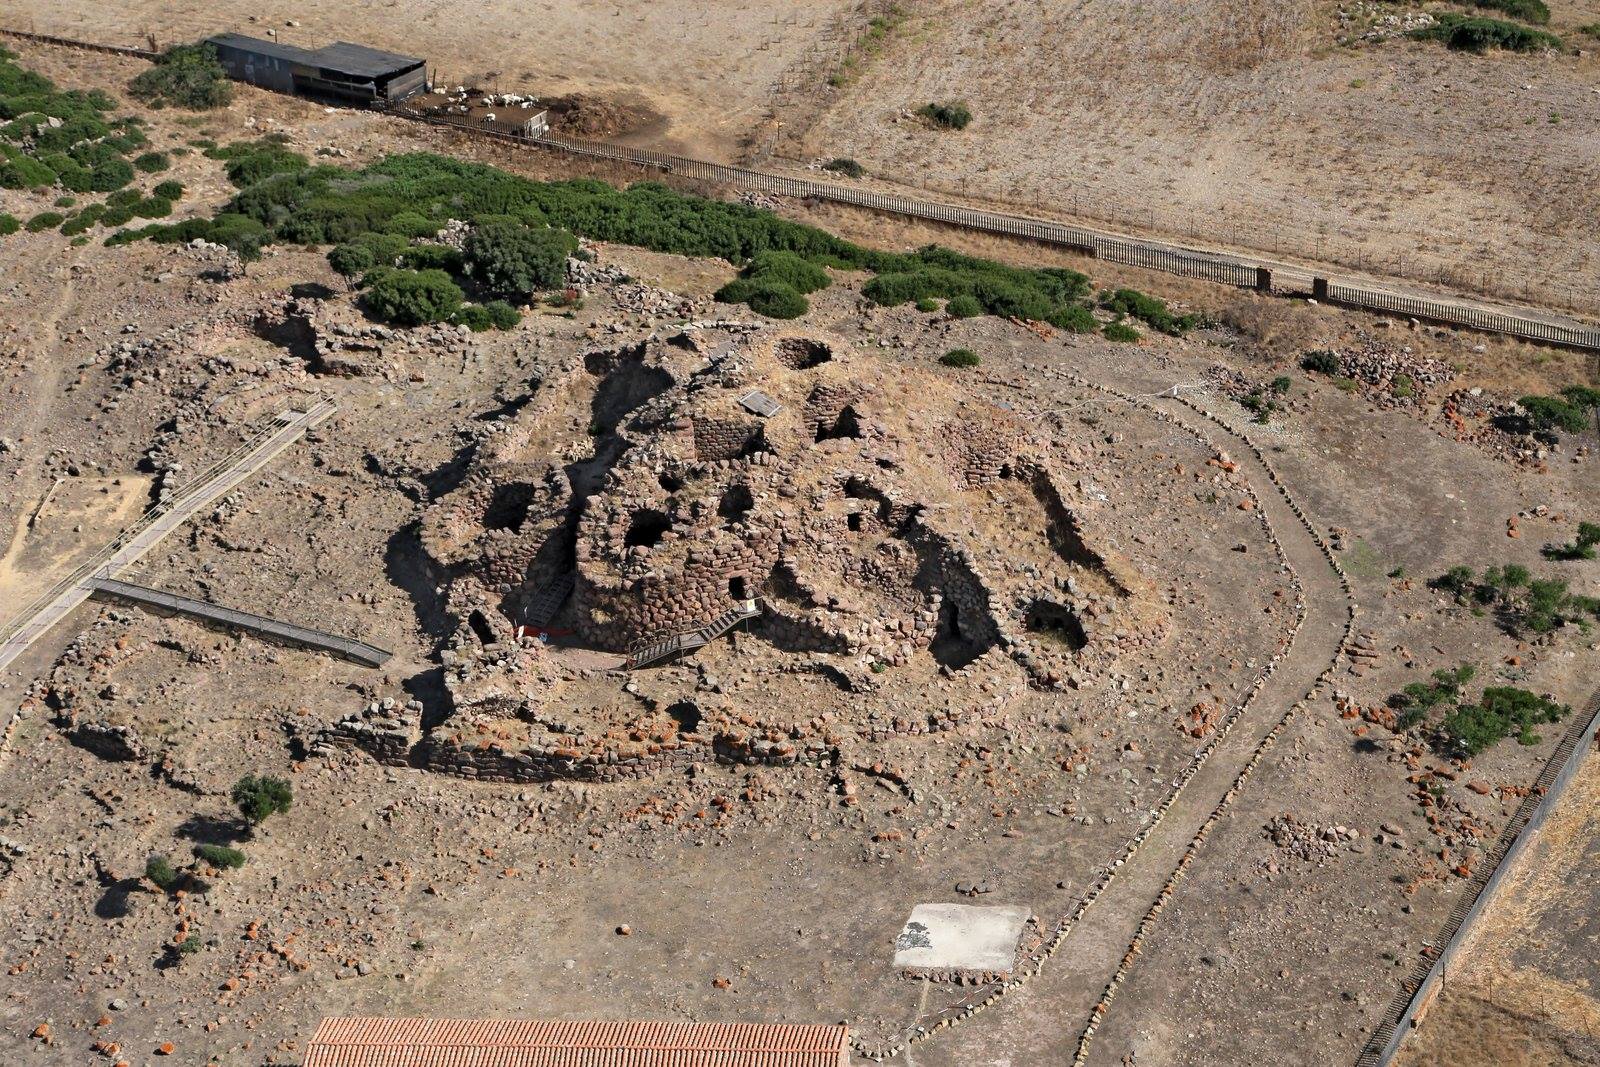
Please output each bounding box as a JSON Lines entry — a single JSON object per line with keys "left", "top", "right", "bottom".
{"left": 302, "top": 1018, "right": 852, "bottom": 1067}
{"left": 206, "top": 33, "right": 423, "bottom": 77}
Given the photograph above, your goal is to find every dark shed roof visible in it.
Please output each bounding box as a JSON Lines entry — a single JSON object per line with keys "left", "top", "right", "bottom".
{"left": 206, "top": 33, "right": 423, "bottom": 78}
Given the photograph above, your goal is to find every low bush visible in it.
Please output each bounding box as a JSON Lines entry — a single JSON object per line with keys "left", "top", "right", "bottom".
{"left": 945, "top": 294, "right": 982, "bottom": 318}
{"left": 133, "top": 150, "right": 170, "bottom": 173}
{"left": 739, "top": 249, "right": 831, "bottom": 294}
{"left": 939, "top": 348, "right": 980, "bottom": 368}
{"left": 153, "top": 179, "right": 184, "bottom": 200}
{"left": 716, "top": 277, "right": 808, "bottom": 319}
{"left": 26, "top": 211, "right": 64, "bottom": 232}
{"left": 89, "top": 158, "right": 134, "bottom": 192}
{"left": 193, "top": 843, "right": 247, "bottom": 870}
{"left": 1411, "top": 14, "right": 1562, "bottom": 51}
{"left": 1517, "top": 393, "right": 1588, "bottom": 436}
{"left": 1049, "top": 304, "right": 1098, "bottom": 333}
{"left": 1440, "top": 687, "right": 1569, "bottom": 757}
{"left": 145, "top": 855, "right": 181, "bottom": 892}
{"left": 914, "top": 297, "right": 940, "bottom": 313}
{"left": 1301, "top": 349, "right": 1339, "bottom": 375}
{"left": 1103, "top": 322, "right": 1140, "bottom": 343}
{"left": 463, "top": 217, "right": 575, "bottom": 298}
{"left": 134, "top": 196, "right": 173, "bottom": 219}
{"left": 1544, "top": 522, "right": 1600, "bottom": 562}
{"left": 822, "top": 157, "right": 864, "bottom": 178}
{"left": 0, "top": 213, "right": 18, "bottom": 236}
{"left": 231, "top": 774, "right": 294, "bottom": 826}
{"left": 483, "top": 299, "right": 522, "bottom": 329}
{"left": 918, "top": 100, "right": 972, "bottom": 130}
{"left": 363, "top": 267, "right": 466, "bottom": 326}
{"left": 382, "top": 210, "right": 438, "bottom": 238}
{"left": 0, "top": 154, "right": 55, "bottom": 189}
{"left": 1465, "top": 0, "right": 1550, "bottom": 24}
{"left": 329, "top": 242, "right": 377, "bottom": 280}
{"left": 128, "top": 43, "right": 233, "bottom": 110}
{"left": 1100, "top": 288, "right": 1195, "bottom": 335}
{"left": 401, "top": 243, "right": 465, "bottom": 273}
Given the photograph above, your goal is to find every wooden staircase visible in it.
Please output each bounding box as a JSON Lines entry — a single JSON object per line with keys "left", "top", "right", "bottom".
{"left": 525, "top": 573, "right": 576, "bottom": 628}
{"left": 626, "top": 599, "right": 762, "bottom": 670}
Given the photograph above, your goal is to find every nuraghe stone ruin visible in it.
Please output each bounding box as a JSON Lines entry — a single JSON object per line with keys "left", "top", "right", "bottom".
{"left": 322, "top": 326, "right": 1166, "bottom": 781}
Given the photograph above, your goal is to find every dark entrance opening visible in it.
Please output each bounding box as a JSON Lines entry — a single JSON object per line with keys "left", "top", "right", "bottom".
{"left": 729, "top": 576, "right": 748, "bottom": 601}
{"left": 929, "top": 598, "right": 986, "bottom": 669}
{"left": 658, "top": 470, "right": 684, "bottom": 493}
{"left": 1024, "top": 600, "right": 1088, "bottom": 650}
{"left": 815, "top": 405, "right": 863, "bottom": 443}
{"left": 719, "top": 484, "right": 755, "bottom": 522}
{"left": 847, "top": 512, "right": 864, "bottom": 532}
{"left": 467, "top": 609, "right": 497, "bottom": 646}
{"left": 484, "top": 483, "right": 534, "bottom": 532}
{"left": 624, "top": 509, "right": 671, "bottom": 549}
{"left": 665, "top": 700, "right": 703, "bottom": 733}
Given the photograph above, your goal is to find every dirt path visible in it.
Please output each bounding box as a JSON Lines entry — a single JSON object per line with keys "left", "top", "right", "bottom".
{"left": 873, "top": 371, "right": 1355, "bottom": 1066}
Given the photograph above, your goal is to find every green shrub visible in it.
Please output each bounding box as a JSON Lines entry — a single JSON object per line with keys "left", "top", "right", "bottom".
{"left": 822, "top": 157, "right": 864, "bottom": 178}
{"left": 88, "top": 158, "right": 134, "bottom": 192}
{"left": 329, "top": 242, "right": 377, "bottom": 280}
{"left": 53, "top": 195, "right": 76, "bottom": 208}
{"left": 740, "top": 249, "right": 831, "bottom": 294}
{"left": 1465, "top": 0, "right": 1549, "bottom": 24}
{"left": 0, "top": 213, "right": 18, "bottom": 236}
{"left": 939, "top": 348, "right": 980, "bottom": 368}
{"left": 401, "top": 243, "right": 465, "bottom": 272}
{"left": 945, "top": 294, "right": 982, "bottom": 318}
{"left": 918, "top": 100, "right": 973, "bottom": 130}
{"left": 483, "top": 299, "right": 522, "bottom": 329}
{"left": 353, "top": 230, "right": 409, "bottom": 265}
{"left": 145, "top": 855, "right": 181, "bottom": 891}
{"left": 153, "top": 179, "right": 184, "bottom": 200}
{"left": 453, "top": 304, "right": 495, "bottom": 331}
{"left": 1440, "top": 687, "right": 1569, "bottom": 757}
{"left": 1048, "top": 304, "right": 1098, "bottom": 333}
{"left": 1103, "top": 322, "right": 1140, "bottom": 342}
{"left": 1411, "top": 14, "right": 1562, "bottom": 51}
{"left": 40, "top": 153, "right": 93, "bottom": 193}
{"left": 463, "top": 217, "right": 575, "bottom": 298}
{"left": 134, "top": 196, "right": 173, "bottom": 219}
{"left": 384, "top": 210, "right": 439, "bottom": 238}
{"left": 0, "top": 154, "right": 55, "bottom": 189}
{"left": 363, "top": 267, "right": 465, "bottom": 326}
{"left": 128, "top": 43, "right": 233, "bottom": 109}
{"left": 106, "top": 187, "right": 142, "bottom": 208}
{"left": 1301, "top": 349, "right": 1339, "bottom": 374}
{"left": 210, "top": 139, "right": 309, "bottom": 187}
{"left": 133, "top": 150, "right": 170, "bottom": 173}
{"left": 26, "top": 211, "right": 64, "bottom": 232}
{"left": 231, "top": 774, "right": 294, "bottom": 826}
{"left": 1518, "top": 394, "right": 1588, "bottom": 435}
{"left": 914, "top": 297, "right": 940, "bottom": 313}
{"left": 1544, "top": 522, "right": 1600, "bottom": 562}
{"left": 1100, "top": 288, "right": 1194, "bottom": 335}
{"left": 193, "top": 843, "right": 246, "bottom": 869}
{"left": 175, "top": 934, "right": 203, "bottom": 955}
{"left": 718, "top": 278, "right": 808, "bottom": 319}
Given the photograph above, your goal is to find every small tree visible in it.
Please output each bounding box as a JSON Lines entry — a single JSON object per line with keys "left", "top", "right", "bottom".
{"left": 940, "top": 348, "right": 980, "bottom": 368}
{"left": 129, "top": 43, "right": 233, "bottom": 110}
{"left": 231, "top": 775, "right": 293, "bottom": 826}
{"left": 363, "top": 267, "right": 465, "bottom": 326}
{"left": 463, "top": 218, "right": 575, "bottom": 299}
{"left": 328, "top": 243, "right": 377, "bottom": 287}
{"left": 1544, "top": 521, "right": 1600, "bottom": 561}
{"left": 1518, "top": 394, "right": 1588, "bottom": 437}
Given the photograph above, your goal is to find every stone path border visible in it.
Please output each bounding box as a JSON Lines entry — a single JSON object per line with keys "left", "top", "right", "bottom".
{"left": 848, "top": 369, "right": 1357, "bottom": 1062}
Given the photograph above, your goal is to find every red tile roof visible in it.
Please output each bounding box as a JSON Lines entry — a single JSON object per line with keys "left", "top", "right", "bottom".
{"left": 302, "top": 1017, "right": 851, "bottom": 1067}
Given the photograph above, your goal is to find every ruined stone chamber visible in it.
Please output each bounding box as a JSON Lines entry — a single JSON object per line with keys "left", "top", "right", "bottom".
{"left": 339, "top": 325, "right": 1166, "bottom": 782}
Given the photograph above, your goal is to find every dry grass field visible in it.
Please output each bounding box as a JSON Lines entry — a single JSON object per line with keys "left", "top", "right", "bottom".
{"left": 7, "top": 0, "right": 860, "bottom": 157}
{"left": 794, "top": 0, "right": 1600, "bottom": 313}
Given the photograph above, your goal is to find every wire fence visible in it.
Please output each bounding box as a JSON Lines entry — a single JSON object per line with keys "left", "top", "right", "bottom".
{"left": 395, "top": 110, "right": 1600, "bottom": 352}
{"left": 1356, "top": 691, "right": 1600, "bottom": 1066}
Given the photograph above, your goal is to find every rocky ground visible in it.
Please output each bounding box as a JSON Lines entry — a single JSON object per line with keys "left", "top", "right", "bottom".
{"left": 2, "top": 38, "right": 1599, "bottom": 1067}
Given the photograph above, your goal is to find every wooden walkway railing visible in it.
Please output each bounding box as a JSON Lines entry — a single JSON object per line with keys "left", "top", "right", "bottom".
{"left": 89, "top": 578, "right": 391, "bottom": 667}
{"left": 626, "top": 599, "right": 762, "bottom": 670}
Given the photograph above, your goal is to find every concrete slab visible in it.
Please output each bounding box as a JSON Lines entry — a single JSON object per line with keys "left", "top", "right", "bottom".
{"left": 891, "top": 902, "right": 1029, "bottom": 973}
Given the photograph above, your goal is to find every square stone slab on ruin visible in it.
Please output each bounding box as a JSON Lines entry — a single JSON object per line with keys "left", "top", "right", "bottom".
{"left": 892, "top": 902, "right": 1030, "bottom": 975}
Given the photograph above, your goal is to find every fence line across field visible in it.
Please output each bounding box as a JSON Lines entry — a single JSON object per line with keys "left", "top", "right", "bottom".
{"left": 394, "top": 112, "right": 1600, "bottom": 352}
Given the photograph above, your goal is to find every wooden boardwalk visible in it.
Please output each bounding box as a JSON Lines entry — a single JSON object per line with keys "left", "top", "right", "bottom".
{"left": 88, "top": 577, "right": 390, "bottom": 668}
{"left": 0, "top": 399, "right": 334, "bottom": 677}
